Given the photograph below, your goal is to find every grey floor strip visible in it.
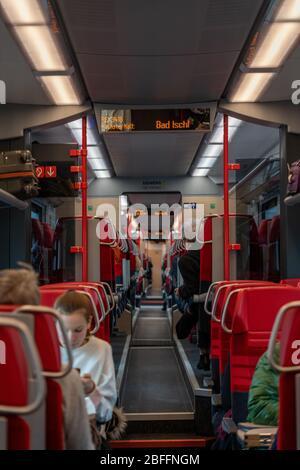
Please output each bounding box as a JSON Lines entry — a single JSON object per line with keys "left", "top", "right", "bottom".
{"left": 121, "top": 347, "right": 193, "bottom": 413}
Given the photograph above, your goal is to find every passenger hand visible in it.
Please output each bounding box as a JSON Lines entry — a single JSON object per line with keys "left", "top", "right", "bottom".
{"left": 81, "top": 374, "right": 96, "bottom": 395}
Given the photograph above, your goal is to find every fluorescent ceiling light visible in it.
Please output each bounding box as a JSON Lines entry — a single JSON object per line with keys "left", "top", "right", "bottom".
{"left": 209, "top": 117, "right": 242, "bottom": 143}
{"left": 68, "top": 119, "right": 92, "bottom": 130}
{"left": 87, "top": 146, "right": 104, "bottom": 159}
{"left": 95, "top": 170, "right": 111, "bottom": 179}
{"left": 40, "top": 75, "right": 80, "bottom": 105}
{"left": 202, "top": 144, "right": 223, "bottom": 157}
{"left": 250, "top": 22, "right": 300, "bottom": 68}
{"left": 209, "top": 126, "right": 223, "bottom": 144}
{"left": 230, "top": 72, "right": 274, "bottom": 102}
{"left": 88, "top": 159, "right": 108, "bottom": 171}
{"left": 14, "top": 26, "right": 67, "bottom": 71}
{"left": 193, "top": 169, "right": 209, "bottom": 177}
{"left": 0, "top": 0, "right": 46, "bottom": 24}
{"left": 275, "top": 0, "right": 300, "bottom": 21}
{"left": 70, "top": 128, "right": 98, "bottom": 145}
{"left": 198, "top": 157, "right": 217, "bottom": 168}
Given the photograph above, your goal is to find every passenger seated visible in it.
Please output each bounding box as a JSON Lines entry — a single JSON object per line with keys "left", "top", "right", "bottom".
{"left": 0, "top": 263, "right": 94, "bottom": 450}
{"left": 247, "top": 343, "right": 280, "bottom": 427}
{"left": 175, "top": 249, "right": 210, "bottom": 371}
{"left": 55, "top": 290, "right": 119, "bottom": 445}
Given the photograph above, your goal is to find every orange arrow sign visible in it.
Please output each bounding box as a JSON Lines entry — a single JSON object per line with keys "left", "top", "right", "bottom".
{"left": 45, "top": 166, "right": 57, "bottom": 178}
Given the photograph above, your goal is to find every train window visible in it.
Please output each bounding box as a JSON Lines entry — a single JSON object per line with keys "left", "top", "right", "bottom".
{"left": 228, "top": 124, "right": 280, "bottom": 282}
{"left": 261, "top": 197, "right": 279, "bottom": 220}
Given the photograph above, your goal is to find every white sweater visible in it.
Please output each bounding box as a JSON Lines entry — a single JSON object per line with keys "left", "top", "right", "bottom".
{"left": 61, "top": 336, "right": 117, "bottom": 423}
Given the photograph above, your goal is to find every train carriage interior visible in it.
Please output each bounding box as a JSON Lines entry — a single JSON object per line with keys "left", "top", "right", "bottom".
{"left": 0, "top": 0, "right": 300, "bottom": 453}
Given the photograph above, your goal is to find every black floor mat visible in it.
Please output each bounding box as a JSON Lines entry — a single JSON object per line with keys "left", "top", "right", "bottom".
{"left": 121, "top": 347, "right": 193, "bottom": 413}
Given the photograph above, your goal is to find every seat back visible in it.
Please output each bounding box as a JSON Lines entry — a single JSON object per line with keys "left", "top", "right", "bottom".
{"left": 0, "top": 316, "right": 45, "bottom": 450}
{"left": 40, "top": 287, "right": 102, "bottom": 336}
{"left": 230, "top": 286, "right": 300, "bottom": 423}
{"left": 258, "top": 219, "right": 271, "bottom": 280}
{"left": 280, "top": 278, "right": 300, "bottom": 287}
{"left": 267, "top": 302, "right": 300, "bottom": 450}
{"left": 208, "top": 281, "right": 273, "bottom": 408}
{"left": 1, "top": 305, "right": 71, "bottom": 450}
{"left": 218, "top": 282, "right": 273, "bottom": 377}
{"left": 40, "top": 282, "right": 109, "bottom": 340}
{"left": 268, "top": 216, "right": 280, "bottom": 282}
{"left": 200, "top": 217, "right": 212, "bottom": 283}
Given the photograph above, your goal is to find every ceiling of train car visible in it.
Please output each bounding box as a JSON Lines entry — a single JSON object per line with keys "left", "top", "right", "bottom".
{"left": 2, "top": 0, "right": 288, "bottom": 182}
{"left": 56, "top": 0, "right": 264, "bottom": 104}
{"left": 0, "top": 15, "right": 51, "bottom": 105}
{"left": 55, "top": 0, "right": 265, "bottom": 178}
{"left": 103, "top": 132, "right": 203, "bottom": 177}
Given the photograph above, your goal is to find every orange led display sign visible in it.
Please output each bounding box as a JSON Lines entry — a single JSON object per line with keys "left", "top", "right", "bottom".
{"left": 99, "top": 108, "right": 211, "bottom": 132}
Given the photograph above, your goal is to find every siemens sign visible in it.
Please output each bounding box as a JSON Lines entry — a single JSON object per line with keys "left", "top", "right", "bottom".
{"left": 0, "top": 80, "right": 6, "bottom": 104}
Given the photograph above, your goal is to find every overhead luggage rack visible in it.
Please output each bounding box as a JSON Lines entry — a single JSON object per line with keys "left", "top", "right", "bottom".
{"left": 0, "top": 189, "right": 28, "bottom": 210}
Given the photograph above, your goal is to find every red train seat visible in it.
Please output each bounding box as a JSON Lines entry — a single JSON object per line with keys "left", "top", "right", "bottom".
{"left": 228, "top": 286, "right": 300, "bottom": 423}
{"left": 0, "top": 316, "right": 45, "bottom": 450}
{"left": 267, "top": 300, "right": 300, "bottom": 449}
{"left": 40, "top": 287, "right": 103, "bottom": 338}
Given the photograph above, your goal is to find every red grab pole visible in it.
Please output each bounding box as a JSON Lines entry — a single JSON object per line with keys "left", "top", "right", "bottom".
{"left": 82, "top": 115, "right": 88, "bottom": 281}
{"left": 223, "top": 114, "right": 230, "bottom": 280}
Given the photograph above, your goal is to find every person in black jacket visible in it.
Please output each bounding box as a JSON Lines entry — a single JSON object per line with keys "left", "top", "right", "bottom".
{"left": 175, "top": 249, "right": 211, "bottom": 370}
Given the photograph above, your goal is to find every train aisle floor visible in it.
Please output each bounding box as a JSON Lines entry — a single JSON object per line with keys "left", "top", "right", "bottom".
{"left": 120, "top": 298, "right": 194, "bottom": 416}
{"left": 121, "top": 346, "right": 193, "bottom": 413}
{"left": 111, "top": 331, "right": 128, "bottom": 375}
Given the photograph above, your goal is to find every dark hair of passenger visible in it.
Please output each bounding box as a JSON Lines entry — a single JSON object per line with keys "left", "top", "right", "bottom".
{"left": 0, "top": 262, "right": 40, "bottom": 306}
{"left": 54, "top": 290, "right": 92, "bottom": 323}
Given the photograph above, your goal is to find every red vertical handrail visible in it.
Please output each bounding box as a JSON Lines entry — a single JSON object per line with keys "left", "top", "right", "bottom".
{"left": 223, "top": 114, "right": 230, "bottom": 280}
{"left": 82, "top": 116, "right": 88, "bottom": 281}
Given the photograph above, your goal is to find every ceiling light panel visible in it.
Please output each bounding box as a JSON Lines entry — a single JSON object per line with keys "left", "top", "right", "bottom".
{"left": 230, "top": 72, "right": 275, "bottom": 102}
{"left": 202, "top": 144, "right": 223, "bottom": 157}
{"left": 198, "top": 157, "right": 217, "bottom": 168}
{"left": 209, "top": 126, "right": 223, "bottom": 144}
{"left": 40, "top": 75, "right": 80, "bottom": 105}
{"left": 95, "top": 170, "right": 112, "bottom": 179}
{"left": 0, "top": 0, "right": 46, "bottom": 24}
{"left": 13, "top": 26, "right": 67, "bottom": 71}
{"left": 275, "top": 0, "right": 300, "bottom": 21}
{"left": 193, "top": 169, "right": 209, "bottom": 177}
{"left": 68, "top": 119, "right": 93, "bottom": 130}
{"left": 249, "top": 22, "right": 300, "bottom": 68}
{"left": 86, "top": 146, "right": 103, "bottom": 159}
{"left": 88, "top": 159, "right": 109, "bottom": 171}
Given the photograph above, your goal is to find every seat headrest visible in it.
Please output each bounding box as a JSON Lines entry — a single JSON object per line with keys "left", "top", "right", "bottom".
{"left": 232, "top": 286, "right": 300, "bottom": 334}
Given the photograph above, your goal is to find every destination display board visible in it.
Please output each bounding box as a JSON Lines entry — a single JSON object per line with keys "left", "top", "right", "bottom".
{"left": 97, "top": 108, "right": 211, "bottom": 132}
